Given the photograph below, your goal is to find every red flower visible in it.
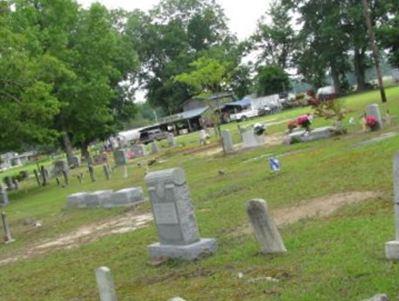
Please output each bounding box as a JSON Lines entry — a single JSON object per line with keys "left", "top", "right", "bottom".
{"left": 365, "top": 115, "right": 378, "bottom": 129}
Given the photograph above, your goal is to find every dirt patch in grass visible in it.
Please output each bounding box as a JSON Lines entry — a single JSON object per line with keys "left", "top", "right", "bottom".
{"left": 0, "top": 212, "right": 152, "bottom": 266}
{"left": 238, "top": 191, "right": 381, "bottom": 235}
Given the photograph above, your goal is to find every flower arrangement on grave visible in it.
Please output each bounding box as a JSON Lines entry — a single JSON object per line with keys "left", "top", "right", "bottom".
{"left": 364, "top": 114, "right": 378, "bottom": 131}
{"left": 253, "top": 123, "right": 265, "bottom": 136}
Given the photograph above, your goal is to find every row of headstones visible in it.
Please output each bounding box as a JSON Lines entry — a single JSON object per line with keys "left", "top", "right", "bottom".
{"left": 67, "top": 187, "right": 144, "bottom": 209}
{"left": 220, "top": 126, "right": 266, "bottom": 154}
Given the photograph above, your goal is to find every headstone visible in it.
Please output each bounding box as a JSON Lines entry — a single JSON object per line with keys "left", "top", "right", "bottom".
{"left": 199, "top": 129, "right": 207, "bottom": 145}
{"left": 366, "top": 103, "right": 383, "bottom": 130}
{"left": 106, "top": 187, "right": 144, "bottom": 208}
{"left": 286, "top": 126, "right": 335, "bottom": 144}
{"left": 85, "top": 190, "right": 113, "bottom": 208}
{"left": 221, "top": 130, "right": 234, "bottom": 153}
{"left": 0, "top": 187, "right": 9, "bottom": 206}
{"left": 113, "top": 149, "right": 128, "bottom": 166}
{"left": 151, "top": 141, "right": 160, "bottom": 154}
{"left": 95, "top": 266, "right": 117, "bottom": 301}
{"left": 68, "top": 155, "right": 81, "bottom": 168}
{"left": 242, "top": 127, "right": 265, "bottom": 149}
{"left": 131, "top": 144, "right": 147, "bottom": 157}
{"left": 385, "top": 153, "right": 399, "bottom": 260}
{"left": 145, "top": 168, "right": 217, "bottom": 261}
{"left": 167, "top": 133, "right": 177, "bottom": 147}
{"left": 67, "top": 192, "right": 89, "bottom": 208}
{"left": 246, "top": 199, "right": 286, "bottom": 254}
{"left": 3, "top": 177, "right": 14, "bottom": 191}
{"left": 1, "top": 212, "right": 15, "bottom": 244}
{"left": 54, "top": 160, "right": 69, "bottom": 176}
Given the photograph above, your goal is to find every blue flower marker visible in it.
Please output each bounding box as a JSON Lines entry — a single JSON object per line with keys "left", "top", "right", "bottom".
{"left": 268, "top": 157, "right": 281, "bottom": 172}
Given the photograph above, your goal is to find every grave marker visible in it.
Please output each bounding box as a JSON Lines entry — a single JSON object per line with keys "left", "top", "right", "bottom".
{"left": 1, "top": 212, "right": 14, "bottom": 244}
{"left": 0, "top": 187, "right": 8, "bottom": 206}
{"left": 151, "top": 141, "right": 160, "bottom": 154}
{"left": 221, "top": 130, "right": 234, "bottom": 153}
{"left": 95, "top": 266, "right": 117, "bottom": 301}
{"left": 246, "top": 199, "right": 286, "bottom": 254}
{"left": 366, "top": 103, "right": 383, "bottom": 130}
{"left": 145, "top": 168, "right": 217, "bottom": 261}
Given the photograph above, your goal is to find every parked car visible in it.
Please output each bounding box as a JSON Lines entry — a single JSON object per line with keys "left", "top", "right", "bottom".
{"left": 139, "top": 129, "right": 168, "bottom": 144}
{"left": 230, "top": 109, "right": 260, "bottom": 122}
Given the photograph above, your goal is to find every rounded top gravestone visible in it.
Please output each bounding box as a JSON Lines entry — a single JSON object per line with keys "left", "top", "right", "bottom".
{"left": 145, "top": 167, "right": 186, "bottom": 186}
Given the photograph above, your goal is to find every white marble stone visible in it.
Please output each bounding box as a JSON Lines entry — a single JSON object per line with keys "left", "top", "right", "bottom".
{"left": 246, "top": 199, "right": 286, "bottom": 254}
{"left": 107, "top": 187, "right": 144, "bottom": 207}
{"left": 95, "top": 266, "right": 117, "bottom": 301}
{"left": 242, "top": 128, "right": 265, "bottom": 149}
{"left": 221, "top": 130, "right": 234, "bottom": 153}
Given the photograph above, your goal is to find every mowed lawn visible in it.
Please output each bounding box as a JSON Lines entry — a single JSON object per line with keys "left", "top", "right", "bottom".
{"left": 1, "top": 87, "right": 399, "bottom": 300}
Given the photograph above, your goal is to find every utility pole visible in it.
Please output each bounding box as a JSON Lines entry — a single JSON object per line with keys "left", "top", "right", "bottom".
{"left": 362, "top": 0, "right": 387, "bottom": 103}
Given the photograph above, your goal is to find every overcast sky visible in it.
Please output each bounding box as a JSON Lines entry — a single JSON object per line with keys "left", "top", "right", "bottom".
{"left": 77, "top": 0, "right": 272, "bottom": 40}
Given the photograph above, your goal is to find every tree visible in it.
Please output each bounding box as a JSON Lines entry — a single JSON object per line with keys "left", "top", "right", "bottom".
{"left": 252, "top": 0, "right": 297, "bottom": 70}
{"left": 0, "top": 1, "right": 60, "bottom": 152}
{"left": 255, "top": 66, "right": 290, "bottom": 96}
{"left": 378, "top": 2, "right": 399, "bottom": 67}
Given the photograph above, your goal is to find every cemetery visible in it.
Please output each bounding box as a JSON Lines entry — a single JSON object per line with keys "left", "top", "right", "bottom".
{"left": 2, "top": 0, "right": 399, "bottom": 300}
{"left": 1, "top": 87, "right": 399, "bottom": 300}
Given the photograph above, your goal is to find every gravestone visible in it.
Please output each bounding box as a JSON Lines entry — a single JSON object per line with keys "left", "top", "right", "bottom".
{"left": 167, "top": 133, "right": 177, "bottom": 147}
{"left": 131, "top": 144, "right": 146, "bottom": 157}
{"left": 145, "top": 168, "right": 217, "bottom": 261}
{"left": 85, "top": 190, "right": 113, "bottom": 208}
{"left": 68, "top": 155, "right": 81, "bottom": 168}
{"left": 1, "top": 212, "right": 14, "bottom": 244}
{"left": 366, "top": 103, "right": 383, "bottom": 130}
{"left": 151, "top": 141, "right": 160, "bottom": 154}
{"left": 242, "top": 127, "right": 265, "bottom": 149}
{"left": 113, "top": 149, "right": 128, "bottom": 166}
{"left": 0, "top": 187, "right": 9, "bottom": 206}
{"left": 221, "top": 130, "right": 234, "bottom": 153}
{"left": 67, "top": 192, "right": 89, "bottom": 208}
{"left": 106, "top": 187, "right": 144, "bottom": 208}
{"left": 246, "top": 199, "right": 286, "bottom": 254}
{"left": 54, "top": 160, "right": 69, "bottom": 175}
{"left": 385, "top": 153, "right": 399, "bottom": 260}
{"left": 95, "top": 266, "right": 117, "bottom": 301}
{"left": 285, "top": 126, "right": 335, "bottom": 144}
{"left": 3, "top": 177, "right": 14, "bottom": 191}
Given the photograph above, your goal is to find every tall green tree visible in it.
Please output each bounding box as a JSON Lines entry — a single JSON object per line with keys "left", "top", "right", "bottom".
{"left": 255, "top": 65, "right": 290, "bottom": 96}
{"left": 378, "top": 2, "right": 399, "bottom": 67}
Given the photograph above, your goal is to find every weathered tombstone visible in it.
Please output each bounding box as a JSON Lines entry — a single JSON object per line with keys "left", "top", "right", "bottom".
{"left": 151, "top": 141, "right": 160, "bottom": 154}
{"left": 88, "top": 164, "right": 96, "bottom": 182}
{"left": 103, "top": 165, "right": 111, "bottom": 180}
{"left": 285, "top": 126, "right": 335, "bottom": 144}
{"left": 1, "top": 212, "right": 15, "bottom": 244}
{"left": 366, "top": 103, "right": 383, "bottom": 130}
{"left": 33, "top": 169, "right": 42, "bottom": 187}
{"left": 95, "top": 266, "right": 117, "bottom": 301}
{"left": 242, "top": 127, "right": 265, "bottom": 149}
{"left": 246, "top": 199, "right": 286, "bottom": 254}
{"left": 0, "top": 187, "right": 9, "bottom": 206}
{"left": 68, "top": 155, "right": 81, "bottom": 168}
{"left": 131, "top": 144, "right": 146, "bottom": 157}
{"left": 107, "top": 187, "right": 144, "bottom": 208}
{"left": 86, "top": 190, "right": 113, "bottom": 208}
{"left": 145, "top": 168, "right": 217, "bottom": 261}
{"left": 3, "top": 177, "right": 14, "bottom": 191}
{"left": 67, "top": 192, "right": 89, "bottom": 208}
{"left": 113, "top": 149, "right": 128, "bottom": 166}
{"left": 40, "top": 166, "right": 49, "bottom": 186}
{"left": 167, "top": 133, "right": 177, "bottom": 147}
{"left": 385, "top": 153, "right": 399, "bottom": 260}
{"left": 221, "top": 130, "right": 234, "bottom": 153}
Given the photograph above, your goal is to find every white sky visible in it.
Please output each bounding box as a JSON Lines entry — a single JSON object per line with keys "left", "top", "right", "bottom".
{"left": 77, "top": 0, "right": 271, "bottom": 41}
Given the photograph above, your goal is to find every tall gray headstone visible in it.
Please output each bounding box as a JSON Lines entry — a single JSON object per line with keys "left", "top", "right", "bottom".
{"left": 246, "top": 199, "right": 286, "bottom": 254}
{"left": 221, "top": 130, "right": 234, "bottom": 153}
{"left": 95, "top": 266, "right": 117, "bottom": 301}
{"left": 0, "top": 187, "right": 9, "bottom": 206}
{"left": 145, "top": 168, "right": 217, "bottom": 261}
{"left": 113, "top": 149, "right": 128, "bottom": 166}
{"left": 242, "top": 127, "right": 265, "bottom": 149}
{"left": 151, "top": 141, "right": 160, "bottom": 154}
{"left": 131, "top": 144, "right": 146, "bottom": 157}
{"left": 366, "top": 103, "right": 383, "bottom": 130}
{"left": 386, "top": 153, "right": 399, "bottom": 260}
{"left": 54, "top": 160, "right": 69, "bottom": 176}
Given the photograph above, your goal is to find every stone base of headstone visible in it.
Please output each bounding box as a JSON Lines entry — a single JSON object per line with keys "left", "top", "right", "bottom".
{"left": 385, "top": 241, "right": 399, "bottom": 260}
{"left": 148, "top": 238, "right": 217, "bottom": 261}
{"left": 86, "top": 190, "right": 113, "bottom": 208}
{"left": 286, "top": 126, "right": 336, "bottom": 144}
{"left": 105, "top": 188, "right": 144, "bottom": 208}
{"left": 67, "top": 192, "right": 89, "bottom": 208}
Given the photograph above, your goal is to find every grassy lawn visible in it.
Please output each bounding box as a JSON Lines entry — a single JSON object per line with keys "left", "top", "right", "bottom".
{"left": 1, "top": 87, "right": 399, "bottom": 300}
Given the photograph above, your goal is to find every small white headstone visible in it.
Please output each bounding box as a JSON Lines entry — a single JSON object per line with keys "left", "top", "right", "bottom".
{"left": 95, "top": 266, "right": 117, "bottom": 301}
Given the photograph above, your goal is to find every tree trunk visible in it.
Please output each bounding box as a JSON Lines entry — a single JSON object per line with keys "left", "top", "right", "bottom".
{"left": 330, "top": 64, "right": 341, "bottom": 96}
{"left": 354, "top": 47, "right": 367, "bottom": 91}
{"left": 62, "top": 131, "right": 74, "bottom": 163}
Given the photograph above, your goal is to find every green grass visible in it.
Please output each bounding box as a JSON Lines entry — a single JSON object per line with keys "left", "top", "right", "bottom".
{"left": 1, "top": 87, "right": 399, "bottom": 300}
